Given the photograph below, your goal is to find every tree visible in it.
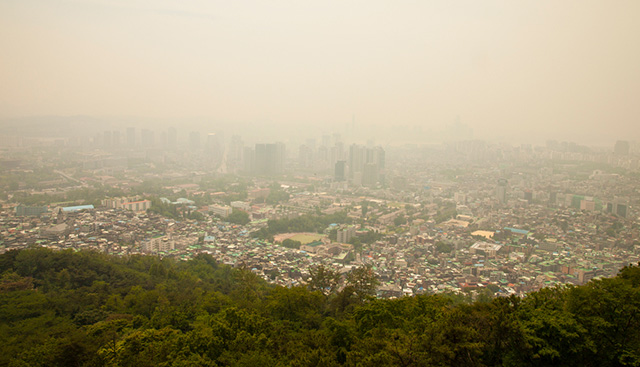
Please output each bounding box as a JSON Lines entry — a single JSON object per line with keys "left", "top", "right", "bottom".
{"left": 393, "top": 215, "right": 407, "bottom": 226}
{"left": 361, "top": 201, "right": 369, "bottom": 217}
{"left": 352, "top": 231, "right": 381, "bottom": 245}
{"left": 435, "top": 241, "right": 453, "bottom": 253}
{"left": 266, "top": 286, "right": 323, "bottom": 327}
{"left": 346, "top": 265, "right": 380, "bottom": 302}
{"left": 187, "top": 210, "right": 205, "bottom": 221}
{"left": 266, "top": 190, "right": 290, "bottom": 205}
{"left": 281, "top": 239, "right": 301, "bottom": 249}
{"left": 307, "top": 265, "right": 342, "bottom": 296}
{"left": 4, "top": 248, "right": 640, "bottom": 367}
{"left": 328, "top": 229, "right": 338, "bottom": 241}
{"left": 565, "top": 277, "right": 640, "bottom": 366}
{"left": 227, "top": 210, "right": 250, "bottom": 225}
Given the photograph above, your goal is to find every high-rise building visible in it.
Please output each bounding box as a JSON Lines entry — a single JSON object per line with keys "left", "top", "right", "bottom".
{"left": 349, "top": 144, "right": 385, "bottom": 185}
{"left": 616, "top": 203, "right": 628, "bottom": 218}
{"left": 321, "top": 134, "right": 331, "bottom": 147}
{"left": 337, "top": 226, "right": 355, "bottom": 243}
{"left": 103, "top": 131, "right": 112, "bottom": 148}
{"left": 254, "top": 143, "right": 285, "bottom": 176}
{"left": 306, "top": 138, "right": 316, "bottom": 153}
{"left": 317, "top": 145, "right": 328, "bottom": 163}
{"left": 228, "top": 135, "right": 244, "bottom": 172}
{"left": 299, "top": 145, "right": 313, "bottom": 168}
{"left": 126, "top": 127, "right": 136, "bottom": 147}
{"left": 255, "top": 144, "right": 267, "bottom": 175}
{"left": 112, "top": 131, "right": 121, "bottom": 147}
{"left": 243, "top": 146, "right": 255, "bottom": 174}
{"left": 167, "top": 127, "right": 177, "bottom": 150}
{"left": 496, "top": 179, "right": 508, "bottom": 203}
{"left": 348, "top": 144, "right": 365, "bottom": 179}
{"left": 334, "top": 160, "right": 346, "bottom": 181}
{"left": 362, "top": 163, "right": 379, "bottom": 186}
{"left": 189, "top": 131, "right": 201, "bottom": 151}
{"left": 206, "top": 133, "right": 222, "bottom": 167}
{"left": 614, "top": 140, "right": 630, "bottom": 155}
{"left": 140, "top": 129, "right": 155, "bottom": 147}
{"left": 368, "top": 146, "right": 384, "bottom": 166}
{"left": 269, "top": 143, "right": 285, "bottom": 175}
{"left": 160, "top": 131, "right": 168, "bottom": 148}
{"left": 606, "top": 199, "right": 628, "bottom": 218}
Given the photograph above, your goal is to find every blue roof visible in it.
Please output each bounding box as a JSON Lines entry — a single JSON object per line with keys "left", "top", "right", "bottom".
{"left": 504, "top": 227, "right": 529, "bottom": 235}
{"left": 62, "top": 205, "right": 94, "bottom": 212}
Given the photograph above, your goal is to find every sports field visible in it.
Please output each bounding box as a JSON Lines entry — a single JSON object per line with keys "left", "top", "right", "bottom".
{"left": 273, "top": 232, "right": 325, "bottom": 244}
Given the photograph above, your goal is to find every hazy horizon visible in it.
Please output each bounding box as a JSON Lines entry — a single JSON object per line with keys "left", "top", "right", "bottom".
{"left": 2, "top": 1, "right": 639, "bottom": 146}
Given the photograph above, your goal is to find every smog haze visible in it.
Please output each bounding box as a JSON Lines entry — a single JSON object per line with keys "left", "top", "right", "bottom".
{"left": 1, "top": 1, "right": 639, "bottom": 145}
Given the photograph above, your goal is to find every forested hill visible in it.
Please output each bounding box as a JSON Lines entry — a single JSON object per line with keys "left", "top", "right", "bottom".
{"left": 1, "top": 249, "right": 640, "bottom": 367}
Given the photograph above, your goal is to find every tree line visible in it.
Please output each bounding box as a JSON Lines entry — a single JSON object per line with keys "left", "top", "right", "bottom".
{"left": 1, "top": 248, "right": 639, "bottom": 366}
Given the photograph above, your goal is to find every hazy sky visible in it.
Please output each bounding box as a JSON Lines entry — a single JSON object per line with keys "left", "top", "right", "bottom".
{"left": 1, "top": 1, "right": 639, "bottom": 144}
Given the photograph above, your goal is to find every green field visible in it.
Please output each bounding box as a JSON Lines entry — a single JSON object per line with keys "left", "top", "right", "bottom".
{"left": 288, "top": 233, "right": 325, "bottom": 244}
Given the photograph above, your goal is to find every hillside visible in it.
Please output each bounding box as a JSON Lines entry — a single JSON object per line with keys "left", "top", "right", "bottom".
{"left": 1, "top": 248, "right": 639, "bottom": 366}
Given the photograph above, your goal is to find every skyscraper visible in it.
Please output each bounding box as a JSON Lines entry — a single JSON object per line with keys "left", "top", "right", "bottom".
{"left": 228, "top": 135, "right": 244, "bottom": 172}
{"left": 254, "top": 143, "right": 285, "bottom": 176}
{"left": 614, "top": 140, "right": 630, "bottom": 155}
{"left": 334, "top": 160, "right": 346, "bottom": 182}
{"left": 349, "top": 144, "right": 385, "bottom": 185}
{"left": 140, "top": 129, "right": 155, "bottom": 148}
{"left": 243, "top": 146, "right": 255, "bottom": 174}
{"left": 606, "top": 199, "right": 629, "bottom": 218}
{"left": 103, "top": 131, "right": 112, "bottom": 148}
{"left": 126, "top": 127, "right": 136, "bottom": 148}
{"left": 189, "top": 131, "right": 201, "bottom": 151}
{"left": 348, "top": 144, "right": 365, "bottom": 179}
{"left": 362, "top": 163, "right": 379, "bottom": 186}
{"left": 496, "top": 179, "right": 508, "bottom": 203}
{"left": 167, "top": 127, "right": 177, "bottom": 150}
{"left": 112, "top": 131, "right": 121, "bottom": 147}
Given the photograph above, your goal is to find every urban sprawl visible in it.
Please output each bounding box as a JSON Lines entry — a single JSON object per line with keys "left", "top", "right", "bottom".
{"left": 1, "top": 127, "right": 639, "bottom": 300}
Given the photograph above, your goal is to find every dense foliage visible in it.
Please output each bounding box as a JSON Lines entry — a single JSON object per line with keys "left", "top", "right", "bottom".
{"left": 1, "top": 248, "right": 640, "bottom": 366}
{"left": 281, "top": 239, "right": 302, "bottom": 249}
{"left": 226, "top": 210, "right": 250, "bottom": 225}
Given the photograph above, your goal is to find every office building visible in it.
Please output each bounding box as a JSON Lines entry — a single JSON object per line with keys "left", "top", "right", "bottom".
{"left": 614, "top": 140, "right": 630, "bottom": 155}
{"left": 337, "top": 226, "right": 356, "bottom": 243}
{"left": 362, "top": 163, "right": 379, "bottom": 187}
{"left": 348, "top": 144, "right": 365, "bottom": 179}
{"left": 140, "top": 129, "right": 155, "bottom": 148}
{"left": 126, "top": 127, "right": 136, "bottom": 147}
{"left": 496, "top": 179, "right": 508, "bottom": 203}
{"left": 606, "top": 200, "right": 628, "bottom": 218}
{"left": 255, "top": 143, "right": 285, "bottom": 176}
{"left": 189, "top": 131, "right": 201, "bottom": 151}
{"left": 210, "top": 204, "right": 232, "bottom": 218}
{"left": 334, "top": 160, "right": 346, "bottom": 181}
{"left": 167, "top": 127, "right": 177, "bottom": 150}
{"left": 15, "top": 204, "right": 48, "bottom": 217}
